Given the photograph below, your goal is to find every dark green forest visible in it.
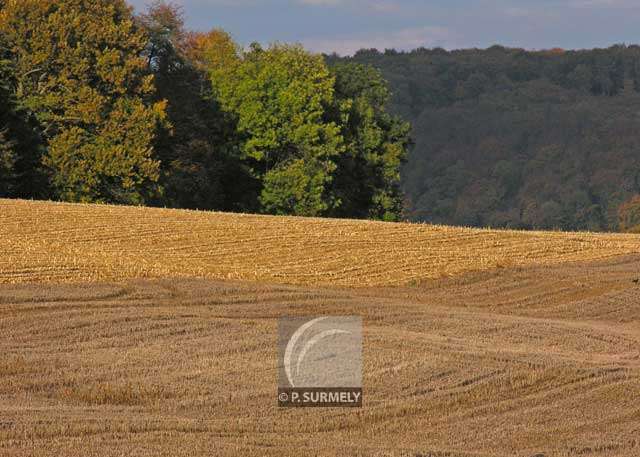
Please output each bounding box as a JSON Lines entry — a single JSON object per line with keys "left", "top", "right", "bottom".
{"left": 332, "top": 46, "right": 640, "bottom": 231}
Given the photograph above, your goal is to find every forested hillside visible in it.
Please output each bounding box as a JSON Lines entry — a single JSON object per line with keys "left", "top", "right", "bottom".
{"left": 333, "top": 46, "right": 640, "bottom": 231}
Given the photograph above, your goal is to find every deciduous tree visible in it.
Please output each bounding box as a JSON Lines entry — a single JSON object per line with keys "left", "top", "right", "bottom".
{"left": 0, "top": 39, "right": 45, "bottom": 198}
{"left": 0, "top": 0, "right": 166, "bottom": 204}
{"left": 212, "top": 43, "right": 343, "bottom": 216}
{"left": 138, "top": 1, "right": 249, "bottom": 211}
{"left": 618, "top": 195, "right": 640, "bottom": 233}
{"left": 328, "top": 63, "right": 411, "bottom": 221}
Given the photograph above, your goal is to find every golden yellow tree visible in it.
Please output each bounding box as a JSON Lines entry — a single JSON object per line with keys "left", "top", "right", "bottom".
{"left": 0, "top": 0, "right": 167, "bottom": 203}
{"left": 184, "top": 29, "right": 239, "bottom": 74}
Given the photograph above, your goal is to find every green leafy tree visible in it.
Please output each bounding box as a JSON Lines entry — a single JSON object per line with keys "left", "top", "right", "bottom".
{"left": 328, "top": 63, "right": 411, "bottom": 221}
{"left": 0, "top": 0, "right": 167, "bottom": 204}
{"left": 212, "top": 43, "right": 343, "bottom": 216}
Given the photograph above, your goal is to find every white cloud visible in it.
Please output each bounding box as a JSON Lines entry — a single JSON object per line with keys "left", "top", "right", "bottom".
{"left": 303, "top": 26, "right": 460, "bottom": 56}
{"left": 298, "top": 0, "right": 343, "bottom": 5}
{"left": 504, "top": 7, "right": 532, "bottom": 17}
{"left": 128, "top": 0, "right": 260, "bottom": 9}
{"left": 296, "top": 0, "right": 402, "bottom": 13}
{"left": 568, "top": 0, "right": 640, "bottom": 7}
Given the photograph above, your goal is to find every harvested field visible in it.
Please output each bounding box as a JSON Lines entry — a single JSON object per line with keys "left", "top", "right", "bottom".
{"left": 1, "top": 200, "right": 639, "bottom": 456}
{"left": 1, "top": 199, "right": 639, "bottom": 286}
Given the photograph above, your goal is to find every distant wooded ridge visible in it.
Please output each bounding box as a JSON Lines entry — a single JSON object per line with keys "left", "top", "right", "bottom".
{"left": 330, "top": 45, "right": 640, "bottom": 232}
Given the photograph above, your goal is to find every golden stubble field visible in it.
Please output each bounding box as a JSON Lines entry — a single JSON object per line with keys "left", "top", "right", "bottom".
{"left": 1, "top": 199, "right": 640, "bottom": 286}
{"left": 1, "top": 199, "right": 640, "bottom": 456}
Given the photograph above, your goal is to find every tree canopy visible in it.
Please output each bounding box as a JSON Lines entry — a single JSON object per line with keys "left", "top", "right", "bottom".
{"left": 138, "top": 1, "right": 247, "bottom": 211}
{"left": 212, "top": 43, "right": 343, "bottom": 216}
{"left": 0, "top": 37, "right": 44, "bottom": 198}
{"left": 329, "top": 63, "right": 411, "bottom": 221}
{"left": 0, "top": 0, "right": 409, "bottom": 222}
{"left": 0, "top": 0, "right": 166, "bottom": 204}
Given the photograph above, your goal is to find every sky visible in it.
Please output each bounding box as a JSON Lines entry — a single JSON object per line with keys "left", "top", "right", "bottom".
{"left": 127, "top": 0, "right": 640, "bottom": 56}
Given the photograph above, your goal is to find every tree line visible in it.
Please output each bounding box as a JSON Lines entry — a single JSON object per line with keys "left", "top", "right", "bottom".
{"left": 0, "top": 0, "right": 410, "bottom": 221}
{"left": 333, "top": 45, "right": 640, "bottom": 232}
{"left": 5, "top": 0, "right": 640, "bottom": 232}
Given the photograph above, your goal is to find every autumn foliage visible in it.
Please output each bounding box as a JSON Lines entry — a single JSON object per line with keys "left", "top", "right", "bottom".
{"left": 0, "top": 0, "right": 410, "bottom": 220}
{"left": 0, "top": 0, "right": 167, "bottom": 204}
{"left": 618, "top": 195, "right": 640, "bottom": 233}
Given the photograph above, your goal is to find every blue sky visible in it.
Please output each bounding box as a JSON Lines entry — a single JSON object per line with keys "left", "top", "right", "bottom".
{"left": 127, "top": 0, "right": 640, "bottom": 55}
